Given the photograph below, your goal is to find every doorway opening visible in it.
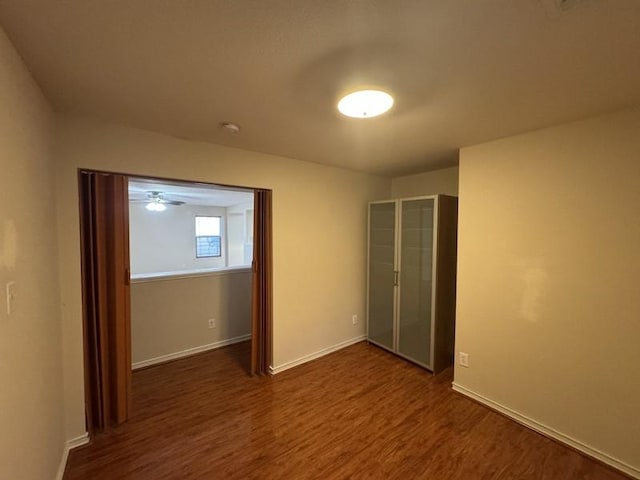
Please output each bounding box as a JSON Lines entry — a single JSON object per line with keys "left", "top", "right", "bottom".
{"left": 128, "top": 178, "right": 255, "bottom": 372}
{"left": 78, "top": 170, "right": 272, "bottom": 436}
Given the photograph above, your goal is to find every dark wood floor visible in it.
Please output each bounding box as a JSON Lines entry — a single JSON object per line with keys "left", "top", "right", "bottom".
{"left": 64, "top": 341, "right": 627, "bottom": 480}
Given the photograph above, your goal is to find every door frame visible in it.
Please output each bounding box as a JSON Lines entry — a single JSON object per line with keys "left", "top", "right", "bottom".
{"left": 78, "top": 169, "right": 272, "bottom": 436}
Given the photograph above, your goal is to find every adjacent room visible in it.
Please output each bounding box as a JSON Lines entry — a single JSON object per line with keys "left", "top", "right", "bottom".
{"left": 128, "top": 179, "right": 254, "bottom": 372}
{"left": 0, "top": 1, "right": 638, "bottom": 479}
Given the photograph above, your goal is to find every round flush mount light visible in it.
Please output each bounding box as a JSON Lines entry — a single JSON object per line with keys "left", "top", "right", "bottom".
{"left": 337, "top": 89, "right": 394, "bottom": 118}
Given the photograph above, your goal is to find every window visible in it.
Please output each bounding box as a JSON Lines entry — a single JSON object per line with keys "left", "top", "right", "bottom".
{"left": 195, "top": 216, "right": 221, "bottom": 258}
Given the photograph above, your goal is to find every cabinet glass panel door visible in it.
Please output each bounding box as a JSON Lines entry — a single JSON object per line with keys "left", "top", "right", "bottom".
{"left": 368, "top": 202, "right": 396, "bottom": 350}
{"left": 398, "top": 198, "right": 434, "bottom": 367}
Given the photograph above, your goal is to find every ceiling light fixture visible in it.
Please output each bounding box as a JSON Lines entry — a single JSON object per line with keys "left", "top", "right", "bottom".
{"left": 146, "top": 202, "right": 167, "bottom": 212}
{"left": 337, "top": 90, "right": 394, "bottom": 119}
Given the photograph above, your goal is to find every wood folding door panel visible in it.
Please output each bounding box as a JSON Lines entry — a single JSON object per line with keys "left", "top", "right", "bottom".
{"left": 79, "top": 170, "right": 131, "bottom": 433}
{"left": 251, "top": 189, "right": 273, "bottom": 376}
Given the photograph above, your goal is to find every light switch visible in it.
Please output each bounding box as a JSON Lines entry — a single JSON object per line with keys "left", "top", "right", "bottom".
{"left": 6, "top": 281, "right": 16, "bottom": 316}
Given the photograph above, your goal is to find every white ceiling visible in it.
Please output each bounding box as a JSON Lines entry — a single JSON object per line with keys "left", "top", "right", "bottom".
{"left": 1, "top": 0, "right": 639, "bottom": 176}
{"left": 129, "top": 179, "right": 254, "bottom": 207}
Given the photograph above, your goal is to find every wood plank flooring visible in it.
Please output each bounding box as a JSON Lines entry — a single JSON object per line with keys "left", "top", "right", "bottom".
{"left": 64, "top": 341, "right": 628, "bottom": 479}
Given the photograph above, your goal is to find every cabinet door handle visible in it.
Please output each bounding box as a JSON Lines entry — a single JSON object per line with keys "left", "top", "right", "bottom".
{"left": 393, "top": 271, "right": 399, "bottom": 286}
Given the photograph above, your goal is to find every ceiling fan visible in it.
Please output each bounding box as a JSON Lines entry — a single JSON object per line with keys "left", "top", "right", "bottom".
{"left": 130, "top": 191, "right": 185, "bottom": 211}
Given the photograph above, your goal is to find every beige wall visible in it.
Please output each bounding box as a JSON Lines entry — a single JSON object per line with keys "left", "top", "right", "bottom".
{"left": 54, "top": 115, "right": 390, "bottom": 440}
{"left": 454, "top": 108, "right": 640, "bottom": 476}
{"left": 129, "top": 203, "right": 227, "bottom": 274}
{"left": 226, "top": 200, "right": 254, "bottom": 266}
{"left": 391, "top": 165, "right": 459, "bottom": 198}
{"left": 0, "top": 28, "right": 65, "bottom": 480}
{"left": 131, "top": 271, "right": 252, "bottom": 365}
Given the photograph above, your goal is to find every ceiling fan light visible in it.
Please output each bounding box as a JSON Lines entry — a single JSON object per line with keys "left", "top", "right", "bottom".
{"left": 337, "top": 90, "right": 394, "bottom": 118}
{"left": 146, "top": 202, "right": 166, "bottom": 212}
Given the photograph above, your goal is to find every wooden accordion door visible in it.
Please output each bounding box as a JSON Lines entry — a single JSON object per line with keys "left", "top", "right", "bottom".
{"left": 79, "top": 170, "right": 132, "bottom": 434}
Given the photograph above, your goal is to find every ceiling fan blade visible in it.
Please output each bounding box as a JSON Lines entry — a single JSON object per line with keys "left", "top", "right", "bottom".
{"left": 129, "top": 190, "right": 186, "bottom": 205}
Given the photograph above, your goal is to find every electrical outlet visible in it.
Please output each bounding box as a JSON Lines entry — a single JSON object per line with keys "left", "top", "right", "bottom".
{"left": 208, "top": 318, "right": 216, "bottom": 329}
{"left": 352, "top": 314, "right": 358, "bottom": 325}
{"left": 459, "top": 352, "right": 469, "bottom": 368}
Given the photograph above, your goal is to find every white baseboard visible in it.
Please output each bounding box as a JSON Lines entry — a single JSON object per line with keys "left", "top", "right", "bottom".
{"left": 56, "top": 433, "right": 89, "bottom": 480}
{"left": 269, "top": 335, "right": 366, "bottom": 375}
{"left": 132, "top": 334, "right": 251, "bottom": 370}
{"left": 451, "top": 383, "right": 640, "bottom": 479}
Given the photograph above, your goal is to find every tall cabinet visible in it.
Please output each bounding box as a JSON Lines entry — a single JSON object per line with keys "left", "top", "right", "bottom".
{"left": 367, "top": 195, "right": 458, "bottom": 374}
